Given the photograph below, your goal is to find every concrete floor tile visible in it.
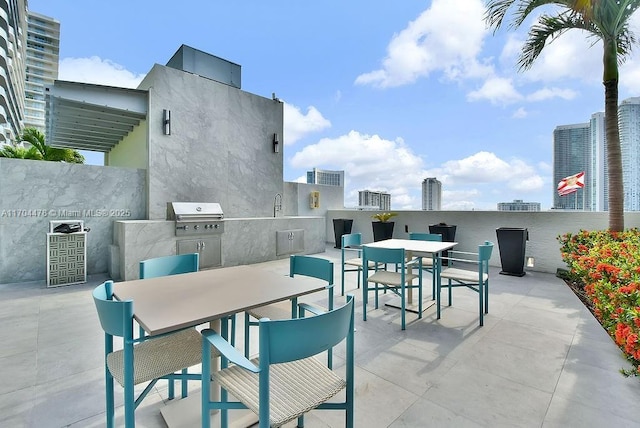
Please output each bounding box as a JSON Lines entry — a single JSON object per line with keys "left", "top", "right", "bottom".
{"left": 543, "top": 396, "right": 639, "bottom": 428}
{"left": 388, "top": 396, "right": 484, "bottom": 428}
{"left": 424, "top": 362, "right": 552, "bottom": 427}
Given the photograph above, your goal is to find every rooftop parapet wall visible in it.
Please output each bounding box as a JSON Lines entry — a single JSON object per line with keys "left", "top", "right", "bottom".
{"left": 326, "top": 209, "right": 640, "bottom": 274}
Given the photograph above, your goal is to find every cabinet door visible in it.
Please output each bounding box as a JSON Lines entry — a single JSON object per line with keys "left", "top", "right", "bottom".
{"left": 276, "top": 229, "right": 304, "bottom": 256}
{"left": 177, "top": 237, "right": 221, "bottom": 269}
{"left": 198, "top": 236, "right": 222, "bottom": 268}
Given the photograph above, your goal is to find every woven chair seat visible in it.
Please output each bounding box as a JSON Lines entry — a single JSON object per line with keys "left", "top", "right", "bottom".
{"left": 367, "top": 270, "right": 418, "bottom": 286}
{"left": 247, "top": 301, "right": 291, "bottom": 321}
{"left": 344, "top": 257, "right": 377, "bottom": 268}
{"left": 107, "top": 328, "right": 209, "bottom": 387}
{"left": 249, "top": 301, "right": 327, "bottom": 321}
{"left": 418, "top": 257, "right": 434, "bottom": 267}
{"left": 440, "top": 267, "right": 488, "bottom": 283}
{"left": 214, "top": 356, "right": 346, "bottom": 427}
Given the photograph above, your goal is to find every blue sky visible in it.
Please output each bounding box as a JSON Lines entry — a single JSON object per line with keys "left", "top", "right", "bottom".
{"left": 30, "top": 1, "right": 640, "bottom": 210}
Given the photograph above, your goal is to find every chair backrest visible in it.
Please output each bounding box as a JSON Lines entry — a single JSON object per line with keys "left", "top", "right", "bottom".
{"left": 289, "top": 255, "right": 334, "bottom": 285}
{"left": 259, "top": 294, "right": 354, "bottom": 365}
{"left": 93, "top": 280, "right": 133, "bottom": 339}
{"left": 362, "top": 246, "right": 405, "bottom": 265}
{"left": 409, "top": 232, "right": 442, "bottom": 242}
{"left": 139, "top": 253, "right": 199, "bottom": 279}
{"left": 341, "top": 233, "right": 362, "bottom": 248}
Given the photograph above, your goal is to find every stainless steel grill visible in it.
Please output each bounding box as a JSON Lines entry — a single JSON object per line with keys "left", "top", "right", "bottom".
{"left": 167, "top": 202, "right": 224, "bottom": 236}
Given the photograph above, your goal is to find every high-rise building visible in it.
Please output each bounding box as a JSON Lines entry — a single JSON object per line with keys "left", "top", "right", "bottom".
{"left": 306, "top": 168, "right": 344, "bottom": 187}
{"left": 25, "top": 12, "right": 60, "bottom": 132}
{"left": 553, "top": 123, "right": 590, "bottom": 210}
{"left": 0, "top": 0, "right": 28, "bottom": 143}
{"left": 589, "top": 112, "right": 608, "bottom": 211}
{"left": 422, "top": 177, "right": 441, "bottom": 210}
{"left": 619, "top": 97, "right": 640, "bottom": 211}
{"left": 497, "top": 199, "right": 541, "bottom": 211}
{"left": 358, "top": 190, "right": 391, "bottom": 210}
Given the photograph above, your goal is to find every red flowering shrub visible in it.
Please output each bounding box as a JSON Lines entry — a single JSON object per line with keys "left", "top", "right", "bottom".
{"left": 558, "top": 228, "right": 640, "bottom": 377}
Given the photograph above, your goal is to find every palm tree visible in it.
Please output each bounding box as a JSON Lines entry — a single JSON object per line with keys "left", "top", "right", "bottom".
{"left": 0, "top": 144, "right": 42, "bottom": 160}
{"left": 486, "top": 0, "right": 640, "bottom": 232}
{"left": 19, "top": 127, "right": 85, "bottom": 163}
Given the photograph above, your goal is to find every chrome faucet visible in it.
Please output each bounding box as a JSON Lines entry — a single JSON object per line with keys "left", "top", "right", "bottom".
{"left": 273, "top": 193, "right": 282, "bottom": 217}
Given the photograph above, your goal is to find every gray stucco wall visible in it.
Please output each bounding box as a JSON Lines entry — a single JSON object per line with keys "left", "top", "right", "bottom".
{"left": 0, "top": 158, "right": 145, "bottom": 283}
{"left": 326, "top": 209, "right": 640, "bottom": 274}
{"left": 137, "top": 65, "right": 284, "bottom": 220}
{"left": 284, "top": 182, "right": 344, "bottom": 217}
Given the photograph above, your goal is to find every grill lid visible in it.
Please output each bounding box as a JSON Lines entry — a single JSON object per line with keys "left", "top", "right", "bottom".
{"left": 167, "top": 202, "right": 224, "bottom": 221}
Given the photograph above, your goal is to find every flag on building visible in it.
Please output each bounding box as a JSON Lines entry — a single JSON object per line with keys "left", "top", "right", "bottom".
{"left": 557, "top": 171, "right": 585, "bottom": 196}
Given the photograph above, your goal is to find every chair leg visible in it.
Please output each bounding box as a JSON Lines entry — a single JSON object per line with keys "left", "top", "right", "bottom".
{"left": 479, "top": 281, "right": 484, "bottom": 327}
{"left": 485, "top": 281, "right": 489, "bottom": 313}
{"left": 448, "top": 280, "right": 453, "bottom": 306}
{"left": 105, "top": 367, "right": 115, "bottom": 428}
{"left": 341, "top": 266, "right": 345, "bottom": 296}
{"left": 168, "top": 375, "right": 175, "bottom": 399}
{"left": 244, "top": 312, "right": 251, "bottom": 358}
{"left": 400, "top": 284, "right": 406, "bottom": 330}
{"left": 297, "top": 415, "right": 304, "bottom": 427}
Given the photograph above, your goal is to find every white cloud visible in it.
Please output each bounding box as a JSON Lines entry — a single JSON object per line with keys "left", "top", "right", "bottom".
{"left": 436, "top": 151, "right": 545, "bottom": 193}
{"left": 512, "top": 107, "right": 528, "bottom": 118}
{"left": 59, "top": 56, "right": 145, "bottom": 88}
{"left": 289, "top": 130, "right": 425, "bottom": 206}
{"left": 467, "top": 77, "right": 522, "bottom": 105}
{"left": 283, "top": 103, "right": 331, "bottom": 145}
{"left": 521, "top": 30, "right": 601, "bottom": 85}
{"left": 355, "top": 0, "right": 490, "bottom": 88}
{"left": 526, "top": 87, "right": 577, "bottom": 102}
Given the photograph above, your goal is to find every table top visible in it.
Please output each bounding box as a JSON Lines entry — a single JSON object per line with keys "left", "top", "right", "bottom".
{"left": 112, "top": 265, "right": 326, "bottom": 336}
{"left": 364, "top": 238, "right": 457, "bottom": 255}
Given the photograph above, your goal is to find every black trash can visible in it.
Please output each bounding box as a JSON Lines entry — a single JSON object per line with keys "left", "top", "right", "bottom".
{"left": 429, "top": 223, "right": 457, "bottom": 265}
{"left": 496, "top": 227, "right": 528, "bottom": 277}
{"left": 333, "top": 219, "right": 353, "bottom": 249}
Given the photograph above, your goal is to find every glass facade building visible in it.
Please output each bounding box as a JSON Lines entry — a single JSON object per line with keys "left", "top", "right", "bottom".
{"left": 25, "top": 12, "right": 60, "bottom": 132}
{"left": 553, "top": 123, "right": 590, "bottom": 210}
{"left": 421, "top": 177, "right": 441, "bottom": 210}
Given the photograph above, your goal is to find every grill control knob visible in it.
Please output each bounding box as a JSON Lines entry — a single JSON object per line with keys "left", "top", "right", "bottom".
{"left": 214, "top": 224, "right": 219, "bottom": 229}
{"left": 194, "top": 224, "right": 199, "bottom": 230}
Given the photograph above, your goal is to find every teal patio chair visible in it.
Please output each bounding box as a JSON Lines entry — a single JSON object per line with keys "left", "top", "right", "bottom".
{"left": 438, "top": 241, "right": 494, "bottom": 326}
{"left": 341, "top": 233, "right": 378, "bottom": 296}
{"left": 93, "top": 280, "right": 207, "bottom": 428}
{"left": 202, "top": 294, "right": 355, "bottom": 428}
{"left": 139, "top": 253, "right": 236, "bottom": 399}
{"left": 408, "top": 232, "right": 442, "bottom": 299}
{"left": 362, "top": 246, "right": 422, "bottom": 330}
{"left": 244, "top": 255, "right": 335, "bottom": 366}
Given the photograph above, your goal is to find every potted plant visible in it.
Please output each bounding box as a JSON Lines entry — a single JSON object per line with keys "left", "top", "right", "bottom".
{"left": 371, "top": 212, "right": 397, "bottom": 242}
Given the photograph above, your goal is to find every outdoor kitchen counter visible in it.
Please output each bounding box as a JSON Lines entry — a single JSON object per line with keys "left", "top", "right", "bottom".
{"left": 111, "top": 216, "right": 326, "bottom": 281}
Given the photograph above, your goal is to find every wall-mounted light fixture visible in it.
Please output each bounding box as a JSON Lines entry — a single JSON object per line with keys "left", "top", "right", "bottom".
{"left": 526, "top": 256, "right": 535, "bottom": 268}
{"left": 273, "top": 133, "right": 279, "bottom": 153}
{"left": 163, "top": 109, "right": 171, "bottom": 135}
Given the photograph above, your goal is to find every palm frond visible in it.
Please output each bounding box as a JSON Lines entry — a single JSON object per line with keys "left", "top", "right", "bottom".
{"left": 518, "top": 13, "right": 597, "bottom": 70}
{"left": 513, "top": 0, "right": 571, "bottom": 29}
{"left": 485, "top": 0, "right": 518, "bottom": 32}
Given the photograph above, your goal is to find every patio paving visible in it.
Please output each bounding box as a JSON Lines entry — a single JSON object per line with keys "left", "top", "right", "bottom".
{"left": 1, "top": 245, "right": 639, "bottom": 427}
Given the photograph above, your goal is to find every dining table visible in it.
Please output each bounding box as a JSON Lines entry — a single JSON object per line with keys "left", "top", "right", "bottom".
{"left": 112, "top": 263, "right": 328, "bottom": 428}
{"left": 363, "top": 238, "right": 458, "bottom": 313}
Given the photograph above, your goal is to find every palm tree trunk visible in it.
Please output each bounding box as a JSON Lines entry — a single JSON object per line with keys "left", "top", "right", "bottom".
{"left": 604, "top": 79, "right": 624, "bottom": 231}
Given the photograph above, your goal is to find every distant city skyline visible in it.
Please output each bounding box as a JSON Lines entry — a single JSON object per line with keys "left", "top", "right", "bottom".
{"left": 29, "top": 1, "right": 640, "bottom": 210}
